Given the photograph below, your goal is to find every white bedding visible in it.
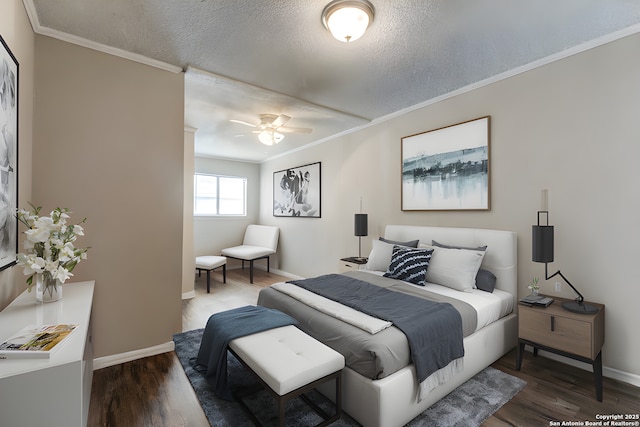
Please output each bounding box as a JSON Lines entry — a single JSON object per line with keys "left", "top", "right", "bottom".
{"left": 271, "top": 282, "right": 393, "bottom": 334}
{"left": 274, "top": 271, "right": 512, "bottom": 336}
{"left": 363, "top": 270, "right": 513, "bottom": 332}
{"left": 271, "top": 271, "right": 512, "bottom": 402}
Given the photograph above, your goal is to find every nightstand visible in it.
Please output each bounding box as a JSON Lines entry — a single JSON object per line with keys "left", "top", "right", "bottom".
{"left": 339, "top": 257, "right": 368, "bottom": 273}
{"left": 516, "top": 296, "right": 605, "bottom": 401}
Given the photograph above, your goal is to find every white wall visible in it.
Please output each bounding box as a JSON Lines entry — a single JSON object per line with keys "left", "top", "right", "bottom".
{"left": 259, "top": 33, "right": 640, "bottom": 379}
{"left": 183, "top": 129, "right": 196, "bottom": 295}
{"left": 193, "top": 156, "right": 262, "bottom": 268}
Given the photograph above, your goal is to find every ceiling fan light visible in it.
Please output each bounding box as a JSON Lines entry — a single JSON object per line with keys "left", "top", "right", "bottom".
{"left": 258, "top": 130, "right": 284, "bottom": 146}
{"left": 322, "top": 0, "right": 374, "bottom": 43}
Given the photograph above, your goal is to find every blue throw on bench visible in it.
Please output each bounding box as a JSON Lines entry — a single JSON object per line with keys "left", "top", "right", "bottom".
{"left": 194, "top": 305, "right": 297, "bottom": 400}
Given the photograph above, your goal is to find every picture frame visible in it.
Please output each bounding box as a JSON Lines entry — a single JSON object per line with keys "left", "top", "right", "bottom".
{"left": 401, "top": 116, "right": 490, "bottom": 211}
{"left": 0, "top": 35, "right": 18, "bottom": 270}
{"left": 273, "top": 162, "right": 321, "bottom": 217}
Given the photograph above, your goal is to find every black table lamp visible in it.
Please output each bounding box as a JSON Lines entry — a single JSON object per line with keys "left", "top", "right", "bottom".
{"left": 354, "top": 213, "right": 368, "bottom": 261}
{"left": 532, "top": 211, "right": 598, "bottom": 314}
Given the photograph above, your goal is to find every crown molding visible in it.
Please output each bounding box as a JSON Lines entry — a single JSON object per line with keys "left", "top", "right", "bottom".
{"left": 22, "top": 0, "right": 182, "bottom": 74}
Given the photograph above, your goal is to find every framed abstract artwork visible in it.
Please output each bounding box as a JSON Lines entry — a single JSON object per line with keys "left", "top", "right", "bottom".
{"left": 273, "top": 162, "right": 321, "bottom": 217}
{"left": 0, "top": 35, "right": 18, "bottom": 270}
{"left": 401, "top": 116, "right": 490, "bottom": 211}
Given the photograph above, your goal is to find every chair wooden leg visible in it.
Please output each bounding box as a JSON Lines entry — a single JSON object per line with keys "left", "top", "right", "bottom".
{"left": 222, "top": 264, "right": 226, "bottom": 283}
{"left": 249, "top": 260, "right": 254, "bottom": 283}
{"left": 206, "top": 270, "right": 210, "bottom": 293}
{"left": 267, "top": 256, "right": 270, "bottom": 273}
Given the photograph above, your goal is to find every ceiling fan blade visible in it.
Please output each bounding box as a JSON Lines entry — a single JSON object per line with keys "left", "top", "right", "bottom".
{"left": 258, "top": 113, "right": 279, "bottom": 125}
{"left": 229, "top": 119, "right": 257, "bottom": 127}
{"left": 278, "top": 126, "right": 312, "bottom": 134}
{"left": 271, "top": 114, "right": 291, "bottom": 128}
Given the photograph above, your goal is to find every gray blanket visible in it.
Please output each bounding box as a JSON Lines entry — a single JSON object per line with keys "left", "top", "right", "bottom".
{"left": 194, "top": 305, "right": 297, "bottom": 400}
{"left": 288, "top": 274, "right": 464, "bottom": 384}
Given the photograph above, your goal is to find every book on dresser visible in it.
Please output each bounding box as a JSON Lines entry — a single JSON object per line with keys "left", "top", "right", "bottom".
{"left": 0, "top": 324, "right": 79, "bottom": 359}
{"left": 519, "top": 294, "right": 554, "bottom": 307}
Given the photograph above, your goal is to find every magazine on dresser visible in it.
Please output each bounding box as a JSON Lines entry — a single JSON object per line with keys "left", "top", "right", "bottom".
{"left": 0, "top": 324, "right": 79, "bottom": 359}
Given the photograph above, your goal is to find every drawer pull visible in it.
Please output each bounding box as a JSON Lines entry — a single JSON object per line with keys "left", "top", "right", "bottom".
{"left": 550, "top": 316, "right": 555, "bottom": 331}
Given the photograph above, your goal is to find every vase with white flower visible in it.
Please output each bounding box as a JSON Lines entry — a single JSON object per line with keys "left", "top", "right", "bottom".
{"left": 528, "top": 277, "right": 540, "bottom": 296}
{"left": 16, "top": 204, "right": 89, "bottom": 303}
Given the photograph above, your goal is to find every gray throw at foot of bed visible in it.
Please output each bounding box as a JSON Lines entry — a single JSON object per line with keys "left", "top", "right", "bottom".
{"left": 288, "top": 273, "right": 464, "bottom": 384}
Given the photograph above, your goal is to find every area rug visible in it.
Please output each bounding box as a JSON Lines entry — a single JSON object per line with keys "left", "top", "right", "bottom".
{"left": 174, "top": 328, "right": 525, "bottom": 427}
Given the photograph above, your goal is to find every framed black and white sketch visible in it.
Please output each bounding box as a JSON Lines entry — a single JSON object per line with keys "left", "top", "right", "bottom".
{"left": 273, "top": 162, "right": 321, "bottom": 217}
{"left": 0, "top": 35, "right": 18, "bottom": 270}
{"left": 401, "top": 116, "right": 490, "bottom": 211}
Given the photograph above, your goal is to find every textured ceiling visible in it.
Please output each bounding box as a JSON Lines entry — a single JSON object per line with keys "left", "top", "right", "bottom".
{"left": 26, "top": 0, "right": 640, "bottom": 162}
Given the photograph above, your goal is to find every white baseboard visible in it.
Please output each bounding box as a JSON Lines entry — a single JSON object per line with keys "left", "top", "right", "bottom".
{"left": 93, "top": 341, "right": 175, "bottom": 371}
{"left": 182, "top": 290, "right": 196, "bottom": 300}
{"left": 227, "top": 264, "right": 304, "bottom": 280}
{"left": 264, "top": 267, "right": 304, "bottom": 280}
{"left": 530, "top": 348, "right": 640, "bottom": 388}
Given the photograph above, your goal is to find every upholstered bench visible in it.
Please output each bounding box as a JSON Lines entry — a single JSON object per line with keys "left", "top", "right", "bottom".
{"left": 228, "top": 325, "right": 345, "bottom": 427}
{"left": 195, "top": 256, "right": 227, "bottom": 293}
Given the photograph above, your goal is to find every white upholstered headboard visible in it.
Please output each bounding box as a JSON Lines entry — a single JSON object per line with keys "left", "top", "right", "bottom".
{"left": 384, "top": 225, "right": 517, "bottom": 303}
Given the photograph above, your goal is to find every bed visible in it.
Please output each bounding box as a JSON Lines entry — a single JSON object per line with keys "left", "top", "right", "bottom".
{"left": 257, "top": 225, "right": 518, "bottom": 427}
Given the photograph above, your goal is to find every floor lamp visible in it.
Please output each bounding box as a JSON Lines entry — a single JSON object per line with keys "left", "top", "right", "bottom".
{"left": 532, "top": 210, "right": 598, "bottom": 314}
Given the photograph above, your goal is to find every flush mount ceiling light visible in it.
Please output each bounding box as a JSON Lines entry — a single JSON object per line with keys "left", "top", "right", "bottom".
{"left": 322, "top": 0, "right": 375, "bottom": 43}
{"left": 258, "top": 130, "right": 284, "bottom": 146}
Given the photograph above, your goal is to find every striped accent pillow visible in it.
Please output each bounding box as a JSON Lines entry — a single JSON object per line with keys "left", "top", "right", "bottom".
{"left": 383, "top": 245, "right": 434, "bottom": 286}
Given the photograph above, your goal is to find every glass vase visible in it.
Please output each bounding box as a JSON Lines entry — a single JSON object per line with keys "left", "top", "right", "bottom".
{"left": 35, "top": 273, "right": 62, "bottom": 303}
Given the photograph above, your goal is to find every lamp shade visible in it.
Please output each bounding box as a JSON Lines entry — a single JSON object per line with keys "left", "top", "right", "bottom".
{"left": 322, "top": 0, "right": 375, "bottom": 43}
{"left": 532, "top": 225, "right": 554, "bottom": 263}
{"left": 354, "top": 213, "right": 368, "bottom": 236}
{"left": 258, "top": 130, "right": 284, "bottom": 146}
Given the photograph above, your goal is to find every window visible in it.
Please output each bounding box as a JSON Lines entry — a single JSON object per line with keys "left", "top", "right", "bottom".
{"left": 194, "top": 174, "right": 246, "bottom": 216}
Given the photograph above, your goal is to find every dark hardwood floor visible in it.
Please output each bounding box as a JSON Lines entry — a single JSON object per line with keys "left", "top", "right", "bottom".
{"left": 88, "top": 269, "right": 639, "bottom": 426}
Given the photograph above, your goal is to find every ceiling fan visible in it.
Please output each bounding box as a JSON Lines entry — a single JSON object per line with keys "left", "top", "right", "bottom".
{"left": 230, "top": 114, "right": 312, "bottom": 146}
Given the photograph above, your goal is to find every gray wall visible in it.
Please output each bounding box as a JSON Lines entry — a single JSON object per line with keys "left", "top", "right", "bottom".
{"left": 33, "top": 36, "right": 184, "bottom": 358}
{"left": 259, "top": 33, "right": 640, "bottom": 379}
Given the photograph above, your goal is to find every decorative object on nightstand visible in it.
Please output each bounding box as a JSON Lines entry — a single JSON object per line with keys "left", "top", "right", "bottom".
{"left": 354, "top": 212, "right": 368, "bottom": 261}
{"left": 532, "top": 190, "right": 598, "bottom": 314}
{"left": 528, "top": 276, "right": 539, "bottom": 296}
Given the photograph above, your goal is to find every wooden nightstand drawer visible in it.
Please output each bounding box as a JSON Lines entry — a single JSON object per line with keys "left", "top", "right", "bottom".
{"left": 519, "top": 308, "right": 592, "bottom": 358}
{"left": 517, "top": 296, "right": 605, "bottom": 401}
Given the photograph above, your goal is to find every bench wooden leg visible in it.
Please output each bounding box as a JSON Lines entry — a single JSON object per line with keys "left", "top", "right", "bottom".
{"left": 206, "top": 270, "right": 211, "bottom": 293}
{"left": 222, "top": 264, "right": 226, "bottom": 283}
{"left": 278, "top": 398, "right": 286, "bottom": 427}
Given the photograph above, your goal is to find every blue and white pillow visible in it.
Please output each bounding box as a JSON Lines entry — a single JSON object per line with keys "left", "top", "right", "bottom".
{"left": 383, "top": 245, "right": 434, "bottom": 286}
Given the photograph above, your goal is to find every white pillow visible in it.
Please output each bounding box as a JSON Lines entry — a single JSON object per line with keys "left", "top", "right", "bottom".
{"left": 365, "top": 240, "right": 396, "bottom": 271}
{"left": 425, "top": 246, "right": 485, "bottom": 292}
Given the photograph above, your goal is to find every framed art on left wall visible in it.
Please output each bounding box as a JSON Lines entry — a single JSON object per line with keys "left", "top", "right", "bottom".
{"left": 0, "top": 35, "right": 18, "bottom": 271}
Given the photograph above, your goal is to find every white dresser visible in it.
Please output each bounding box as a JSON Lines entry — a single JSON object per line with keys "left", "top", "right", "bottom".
{"left": 0, "top": 281, "right": 95, "bottom": 427}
